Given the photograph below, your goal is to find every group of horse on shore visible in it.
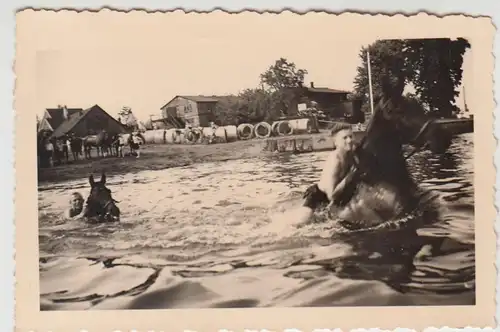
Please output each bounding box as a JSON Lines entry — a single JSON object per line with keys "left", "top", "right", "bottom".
{"left": 37, "top": 130, "right": 144, "bottom": 168}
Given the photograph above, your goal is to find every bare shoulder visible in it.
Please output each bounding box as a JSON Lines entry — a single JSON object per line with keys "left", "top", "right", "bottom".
{"left": 321, "top": 150, "right": 341, "bottom": 173}
{"left": 325, "top": 150, "right": 341, "bottom": 166}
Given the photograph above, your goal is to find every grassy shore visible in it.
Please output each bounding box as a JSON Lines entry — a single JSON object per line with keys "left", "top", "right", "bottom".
{"left": 37, "top": 138, "right": 278, "bottom": 184}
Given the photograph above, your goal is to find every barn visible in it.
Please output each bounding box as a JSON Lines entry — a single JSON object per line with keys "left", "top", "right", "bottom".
{"left": 159, "top": 95, "right": 218, "bottom": 128}
{"left": 49, "top": 104, "right": 128, "bottom": 138}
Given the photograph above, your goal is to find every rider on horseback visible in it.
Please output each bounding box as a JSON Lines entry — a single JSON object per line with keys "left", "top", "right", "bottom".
{"left": 296, "top": 122, "right": 358, "bottom": 225}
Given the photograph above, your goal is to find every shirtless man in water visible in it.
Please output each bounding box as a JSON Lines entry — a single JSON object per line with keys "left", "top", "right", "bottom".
{"left": 64, "top": 192, "right": 85, "bottom": 219}
{"left": 295, "top": 123, "right": 358, "bottom": 225}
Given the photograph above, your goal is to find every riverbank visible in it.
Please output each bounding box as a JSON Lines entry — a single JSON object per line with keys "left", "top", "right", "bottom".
{"left": 38, "top": 117, "right": 473, "bottom": 185}
{"left": 38, "top": 138, "right": 272, "bottom": 184}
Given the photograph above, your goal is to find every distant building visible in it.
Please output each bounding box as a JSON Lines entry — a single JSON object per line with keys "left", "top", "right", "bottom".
{"left": 46, "top": 104, "right": 127, "bottom": 138}
{"left": 288, "top": 82, "right": 364, "bottom": 123}
{"left": 38, "top": 105, "right": 84, "bottom": 133}
{"left": 159, "top": 95, "right": 219, "bottom": 128}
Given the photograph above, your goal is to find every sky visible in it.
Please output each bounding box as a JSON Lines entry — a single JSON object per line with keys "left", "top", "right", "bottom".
{"left": 32, "top": 11, "right": 473, "bottom": 122}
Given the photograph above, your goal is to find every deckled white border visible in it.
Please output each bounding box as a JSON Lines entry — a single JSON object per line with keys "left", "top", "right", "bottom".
{"left": 4, "top": 1, "right": 499, "bottom": 331}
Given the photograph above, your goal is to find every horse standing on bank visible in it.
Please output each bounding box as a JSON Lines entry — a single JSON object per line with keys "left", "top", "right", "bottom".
{"left": 68, "top": 135, "right": 84, "bottom": 161}
{"left": 82, "top": 130, "right": 116, "bottom": 158}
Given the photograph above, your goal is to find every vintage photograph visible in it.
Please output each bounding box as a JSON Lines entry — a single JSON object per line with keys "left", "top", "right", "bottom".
{"left": 15, "top": 10, "right": 495, "bottom": 331}
{"left": 37, "top": 39, "right": 476, "bottom": 309}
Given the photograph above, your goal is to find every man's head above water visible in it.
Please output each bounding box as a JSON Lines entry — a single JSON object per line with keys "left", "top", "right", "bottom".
{"left": 330, "top": 123, "right": 355, "bottom": 152}
{"left": 64, "top": 192, "right": 85, "bottom": 218}
{"left": 69, "top": 192, "right": 84, "bottom": 210}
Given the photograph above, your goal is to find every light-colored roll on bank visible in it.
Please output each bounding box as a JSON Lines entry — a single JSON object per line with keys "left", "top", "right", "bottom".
{"left": 288, "top": 118, "right": 314, "bottom": 134}
{"left": 237, "top": 123, "right": 255, "bottom": 140}
{"left": 254, "top": 122, "right": 272, "bottom": 138}
{"left": 201, "top": 127, "right": 213, "bottom": 138}
{"left": 164, "top": 128, "right": 185, "bottom": 144}
{"left": 275, "top": 121, "right": 294, "bottom": 136}
{"left": 142, "top": 130, "right": 157, "bottom": 144}
{"left": 271, "top": 121, "right": 280, "bottom": 136}
{"left": 152, "top": 129, "right": 166, "bottom": 144}
{"left": 223, "top": 125, "right": 238, "bottom": 142}
{"left": 164, "top": 129, "right": 175, "bottom": 144}
{"left": 214, "top": 126, "right": 228, "bottom": 143}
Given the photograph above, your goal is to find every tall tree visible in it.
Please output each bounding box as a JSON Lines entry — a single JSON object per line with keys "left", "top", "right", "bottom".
{"left": 260, "top": 58, "right": 308, "bottom": 115}
{"left": 260, "top": 58, "right": 308, "bottom": 91}
{"left": 405, "top": 38, "right": 470, "bottom": 117}
{"left": 353, "top": 38, "right": 470, "bottom": 118}
{"left": 214, "top": 58, "right": 310, "bottom": 124}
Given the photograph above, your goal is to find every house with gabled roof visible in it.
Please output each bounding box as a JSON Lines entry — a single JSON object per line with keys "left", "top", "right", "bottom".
{"left": 159, "top": 95, "right": 222, "bottom": 128}
{"left": 47, "top": 104, "right": 127, "bottom": 139}
{"left": 289, "top": 82, "right": 364, "bottom": 123}
{"left": 38, "top": 105, "right": 84, "bottom": 133}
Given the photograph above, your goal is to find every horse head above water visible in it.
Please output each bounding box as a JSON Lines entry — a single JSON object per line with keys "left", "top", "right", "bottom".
{"left": 83, "top": 172, "right": 120, "bottom": 222}
{"left": 333, "top": 88, "right": 453, "bottom": 231}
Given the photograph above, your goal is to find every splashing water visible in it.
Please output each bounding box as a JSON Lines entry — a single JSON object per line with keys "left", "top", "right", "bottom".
{"left": 38, "top": 134, "right": 475, "bottom": 309}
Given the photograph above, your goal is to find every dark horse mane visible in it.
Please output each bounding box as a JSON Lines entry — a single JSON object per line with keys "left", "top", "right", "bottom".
{"left": 333, "top": 91, "right": 452, "bottom": 230}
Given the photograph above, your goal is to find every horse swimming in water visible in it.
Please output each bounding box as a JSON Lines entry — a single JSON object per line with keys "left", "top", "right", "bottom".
{"left": 74, "top": 172, "right": 121, "bottom": 222}
{"left": 319, "top": 84, "right": 453, "bottom": 231}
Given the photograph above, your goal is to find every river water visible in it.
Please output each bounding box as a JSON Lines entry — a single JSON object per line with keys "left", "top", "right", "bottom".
{"left": 38, "top": 133, "right": 475, "bottom": 310}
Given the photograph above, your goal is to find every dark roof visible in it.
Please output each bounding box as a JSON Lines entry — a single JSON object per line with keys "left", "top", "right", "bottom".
{"left": 50, "top": 109, "right": 91, "bottom": 138}
{"left": 160, "top": 95, "right": 220, "bottom": 109}
{"left": 45, "top": 107, "right": 84, "bottom": 130}
{"left": 50, "top": 104, "right": 124, "bottom": 138}
{"left": 304, "top": 87, "right": 350, "bottom": 94}
{"left": 180, "top": 95, "right": 219, "bottom": 103}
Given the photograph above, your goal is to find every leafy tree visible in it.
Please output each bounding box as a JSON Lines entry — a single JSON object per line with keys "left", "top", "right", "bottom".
{"left": 260, "top": 58, "right": 308, "bottom": 91}
{"left": 118, "top": 106, "right": 139, "bottom": 130}
{"left": 353, "top": 38, "right": 470, "bottom": 118}
{"left": 214, "top": 89, "right": 279, "bottom": 125}
{"left": 214, "top": 94, "right": 244, "bottom": 126}
{"left": 405, "top": 38, "right": 470, "bottom": 117}
{"left": 260, "top": 58, "right": 308, "bottom": 115}
{"left": 214, "top": 58, "right": 309, "bottom": 124}
{"left": 353, "top": 40, "right": 407, "bottom": 111}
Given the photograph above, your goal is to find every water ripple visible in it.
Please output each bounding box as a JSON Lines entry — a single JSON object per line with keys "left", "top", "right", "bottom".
{"left": 38, "top": 133, "right": 475, "bottom": 308}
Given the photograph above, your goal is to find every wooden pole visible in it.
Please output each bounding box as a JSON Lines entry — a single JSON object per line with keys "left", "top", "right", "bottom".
{"left": 367, "top": 48, "right": 375, "bottom": 116}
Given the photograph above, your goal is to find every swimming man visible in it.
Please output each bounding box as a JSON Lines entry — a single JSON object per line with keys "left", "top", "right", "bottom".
{"left": 64, "top": 192, "right": 85, "bottom": 219}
